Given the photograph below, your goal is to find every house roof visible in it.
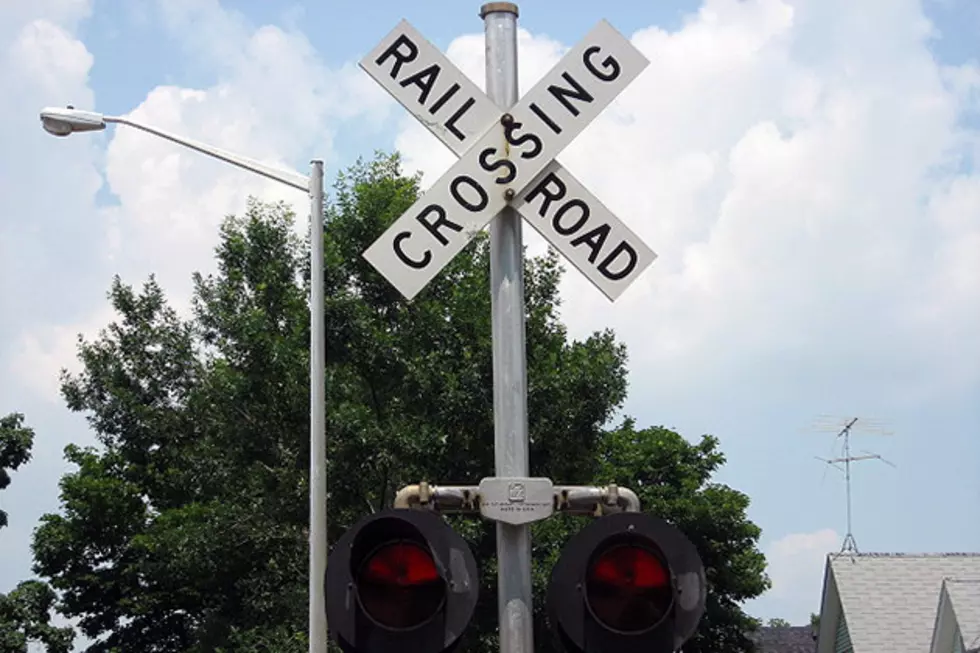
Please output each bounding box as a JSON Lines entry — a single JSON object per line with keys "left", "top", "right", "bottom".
{"left": 822, "top": 552, "right": 980, "bottom": 653}
{"left": 750, "top": 626, "right": 816, "bottom": 653}
{"left": 944, "top": 578, "right": 980, "bottom": 651}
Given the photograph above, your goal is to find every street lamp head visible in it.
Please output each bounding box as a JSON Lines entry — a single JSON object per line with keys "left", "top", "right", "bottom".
{"left": 39, "top": 106, "right": 107, "bottom": 137}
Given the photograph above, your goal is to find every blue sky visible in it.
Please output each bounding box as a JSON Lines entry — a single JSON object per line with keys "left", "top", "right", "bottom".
{"left": 1, "top": 0, "right": 978, "bottom": 632}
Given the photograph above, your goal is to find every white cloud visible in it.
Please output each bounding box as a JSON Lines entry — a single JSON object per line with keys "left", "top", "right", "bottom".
{"left": 7, "top": 307, "right": 115, "bottom": 402}
{"left": 0, "top": 1, "right": 102, "bottom": 366}
{"left": 99, "top": 8, "right": 388, "bottom": 316}
{"left": 0, "top": 0, "right": 91, "bottom": 42}
{"left": 749, "top": 528, "right": 840, "bottom": 623}
{"left": 393, "top": 0, "right": 980, "bottom": 408}
{"left": 4, "top": 0, "right": 392, "bottom": 393}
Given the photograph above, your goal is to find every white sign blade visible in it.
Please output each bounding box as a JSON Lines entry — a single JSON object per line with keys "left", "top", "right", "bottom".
{"left": 361, "top": 142, "right": 508, "bottom": 300}
{"left": 360, "top": 20, "right": 500, "bottom": 156}
{"left": 514, "top": 161, "right": 656, "bottom": 301}
{"left": 499, "top": 19, "right": 649, "bottom": 194}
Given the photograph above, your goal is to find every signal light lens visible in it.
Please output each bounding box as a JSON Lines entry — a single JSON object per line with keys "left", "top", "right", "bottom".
{"left": 585, "top": 543, "right": 674, "bottom": 634}
{"left": 356, "top": 540, "right": 446, "bottom": 630}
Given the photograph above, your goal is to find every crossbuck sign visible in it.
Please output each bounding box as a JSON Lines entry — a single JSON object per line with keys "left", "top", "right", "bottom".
{"left": 360, "top": 19, "right": 654, "bottom": 301}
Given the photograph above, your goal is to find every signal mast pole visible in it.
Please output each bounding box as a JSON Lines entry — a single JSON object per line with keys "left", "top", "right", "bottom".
{"left": 482, "top": 4, "right": 536, "bottom": 653}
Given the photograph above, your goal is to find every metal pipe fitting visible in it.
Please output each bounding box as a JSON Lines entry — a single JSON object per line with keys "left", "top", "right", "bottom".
{"left": 394, "top": 482, "right": 639, "bottom": 515}
{"left": 555, "top": 484, "right": 641, "bottom": 515}
{"left": 393, "top": 483, "right": 481, "bottom": 511}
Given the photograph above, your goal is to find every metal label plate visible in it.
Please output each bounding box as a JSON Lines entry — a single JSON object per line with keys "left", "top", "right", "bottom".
{"left": 478, "top": 477, "right": 554, "bottom": 525}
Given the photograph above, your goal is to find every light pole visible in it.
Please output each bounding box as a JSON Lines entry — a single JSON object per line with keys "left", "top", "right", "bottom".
{"left": 39, "top": 105, "right": 330, "bottom": 653}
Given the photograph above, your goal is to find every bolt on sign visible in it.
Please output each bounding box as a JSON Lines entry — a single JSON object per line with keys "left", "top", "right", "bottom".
{"left": 359, "top": 18, "right": 656, "bottom": 301}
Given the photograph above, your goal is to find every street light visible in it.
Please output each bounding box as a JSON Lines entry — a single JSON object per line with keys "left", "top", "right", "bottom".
{"left": 39, "top": 105, "right": 330, "bottom": 653}
{"left": 40, "top": 106, "right": 106, "bottom": 136}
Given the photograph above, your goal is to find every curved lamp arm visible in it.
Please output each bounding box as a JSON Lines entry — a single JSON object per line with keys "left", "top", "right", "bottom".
{"left": 39, "top": 106, "right": 309, "bottom": 193}
{"left": 105, "top": 115, "right": 310, "bottom": 192}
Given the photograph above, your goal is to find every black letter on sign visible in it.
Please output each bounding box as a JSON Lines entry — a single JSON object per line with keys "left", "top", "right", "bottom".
{"left": 570, "top": 223, "right": 611, "bottom": 263}
{"left": 504, "top": 121, "right": 543, "bottom": 160}
{"left": 399, "top": 63, "right": 440, "bottom": 105}
{"left": 444, "top": 97, "right": 476, "bottom": 142}
{"left": 597, "top": 241, "right": 638, "bottom": 280}
{"left": 429, "top": 83, "right": 460, "bottom": 115}
{"left": 584, "top": 45, "right": 621, "bottom": 82}
{"left": 416, "top": 204, "right": 462, "bottom": 245}
{"left": 450, "top": 175, "right": 489, "bottom": 212}
{"left": 393, "top": 232, "right": 431, "bottom": 269}
{"left": 529, "top": 102, "right": 562, "bottom": 135}
{"left": 547, "top": 72, "right": 594, "bottom": 117}
{"left": 523, "top": 171, "right": 566, "bottom": 216}
{"left": 479, "top": 147, "right": 517, "bottom": 184}
{"left": 376, "top": 34, "right": 418, "bottom": 80}
{"left": 552, "top": 199, "right": 590, "bottom": 236}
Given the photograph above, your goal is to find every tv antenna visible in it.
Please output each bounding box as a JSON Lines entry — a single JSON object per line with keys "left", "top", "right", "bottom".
{"left": 807, "top": 415, "right": 895, "bottom": 555}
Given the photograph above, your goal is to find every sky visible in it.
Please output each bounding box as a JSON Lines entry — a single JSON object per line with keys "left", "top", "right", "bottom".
{"left": 1, "top": 0, "right": 978, "bottom": 636}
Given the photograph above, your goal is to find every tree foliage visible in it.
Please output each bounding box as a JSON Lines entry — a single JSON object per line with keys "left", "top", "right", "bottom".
{"left": 1, "top": 413, "right": 35, "bottom": 531}
{"left": 24, "top": 152, "right": 769, "bottom": 652}
{"left": 0, "top": 415, "right": 74, "bottom": 653}
{"left": 0, "top": 581, "right": 74, "bottom": 653}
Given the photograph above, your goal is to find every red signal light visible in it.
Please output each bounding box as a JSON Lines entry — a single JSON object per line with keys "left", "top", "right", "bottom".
{"left": 589, "top": 545, "right": 669, "bottom": 589}
{"left": 585, "top": 543, "right": 674, "bottom": 633}
{"left": 356, "top": 541, "right": 447, "bottom": 630}
{"left": 362, "top": 541, "right": 441, "bottom": 586}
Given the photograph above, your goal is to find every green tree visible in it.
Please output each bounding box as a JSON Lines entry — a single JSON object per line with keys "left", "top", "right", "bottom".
{"left": 26, "top": 152, "right": 768, "bottom": 652}
{"left": 0, "top": 581, "right": 74, "bottom": 653}
{"left": 0, "top": 413, "right": 34, "bottom": 531}
{"left": 767, "top": 618, "right": 792, "bottom": 628}
{"left": 0, "top": 414, "right": 75, "bottom": 653}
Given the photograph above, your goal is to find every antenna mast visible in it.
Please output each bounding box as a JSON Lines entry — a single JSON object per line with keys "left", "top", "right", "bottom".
{"left": 809, "top": 415, "right": 895, "bottom": 555}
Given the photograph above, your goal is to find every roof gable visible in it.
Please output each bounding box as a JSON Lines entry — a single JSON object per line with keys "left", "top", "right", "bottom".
{"left": 945, "top": 578, "right": 980, "bottom": 651}
{"left": 931, "top": 581, "right": 960, "bottom": 653}
{"left": 828, "top": 553, "right": 980, "bottom": 653}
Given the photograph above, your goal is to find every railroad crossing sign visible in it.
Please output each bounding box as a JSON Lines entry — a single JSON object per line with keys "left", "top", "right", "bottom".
{"left": 360, "top": 19, "right": 656, "bottom": 301}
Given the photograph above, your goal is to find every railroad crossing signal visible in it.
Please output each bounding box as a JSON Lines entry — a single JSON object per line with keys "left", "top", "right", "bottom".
{"left": 360, "top": 18, "right": 656, "bottom": 301}
{"left": 330, "top": 9, "right": 704, "bottom": 653}
{"left": 324, "top": 509, "right": 480, "bottom": 653}
{"left": 546, "top": 512, "right": 706, "bottom": 653}
{"left": 323, "top": 501, "right": 707, "bottom": 653}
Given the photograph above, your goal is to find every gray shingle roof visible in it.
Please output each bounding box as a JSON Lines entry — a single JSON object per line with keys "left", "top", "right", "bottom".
{"left": 945, "top": 578, "right": 980, "bottom": 651}
{"left": 829, "top": 552, "right": 980, "bottom": 653}
{"left": 751, "top": 626, "right": 816, "bottom": 653}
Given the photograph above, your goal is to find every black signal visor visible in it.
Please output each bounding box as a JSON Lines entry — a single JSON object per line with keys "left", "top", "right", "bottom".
{"left": 546, "top": 511, "right": 707, "bottom": 653}
{"left": 325, "top": 509, "right": 481, "bottom": 653}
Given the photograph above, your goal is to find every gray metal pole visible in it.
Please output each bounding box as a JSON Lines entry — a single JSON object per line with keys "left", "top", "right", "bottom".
{"left": 481, "top": 4, "right": 534, "bottom": 653}
{"left": 309, "top": 159, "right": 328, "bottom": 653}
